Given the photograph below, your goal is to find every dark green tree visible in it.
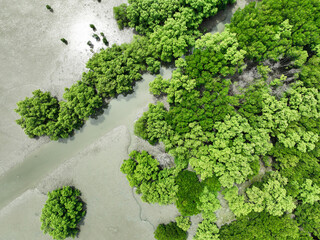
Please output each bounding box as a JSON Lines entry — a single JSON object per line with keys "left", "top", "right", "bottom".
{"left": 154, "top": 222, "right": 187, "bottom": 240}
{"left": 60, "top": 38, "right": 68, "bottom": 45}
{"left": 219, "top": 211, "right": 303, "bottom": 240}
{"left": 46, "top": 5, "right": 53, "bottom": 12}
{"left": 295, "top": 202, "right": 320, "bottom": 239}
{"left": 89, "top": 24, "right": 96, "bottom": 31}
{"left": 113, "top": 4, "right": 130, "bottom": 30}
{"left": 175, "top": 170, "right": 203, "bottom": 216}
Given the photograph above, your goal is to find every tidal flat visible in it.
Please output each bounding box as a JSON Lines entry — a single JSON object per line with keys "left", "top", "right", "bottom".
{"left": 0, "top": 0, "right": 252, "bottom": 239}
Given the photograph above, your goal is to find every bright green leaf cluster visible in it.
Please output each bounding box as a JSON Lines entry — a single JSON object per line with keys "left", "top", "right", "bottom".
{"left": 222, "top": 186, "right": 252, "bottom": 217}
{"left": 229, "top": 0, "right": 320, "bottom": 62}
{"left": 40, "top": 186, "right": 86, "bottom": 240}
{"left": 193, "top": 219, "right": 220, "bottom": 240}
{"left": 197, "top": 187, "right": 221, "bottom": 220}
{"left": 15, "top": 90, "right": 59, "bottom": 138}
{"left": 121, "top": 150, "right": 178, "bottom": 205}
{"left": 175, "top": 216, "right": 191, "bottom": 232}
{"left": 246, "top": 172, "right": 296, "bottom": 216}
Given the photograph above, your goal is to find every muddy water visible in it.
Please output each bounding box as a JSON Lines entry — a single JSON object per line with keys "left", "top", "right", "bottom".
{"left": 0, "top": 0, "right": 252, "bottom": 210}
{"left": 0, "top": 0, "right": 134, "bottom": 176}
{"left": 0, "top": 68, "right": 173, "bottom": 210}
{"left": 0, "top": 0, "right": 252, "bottom": 239}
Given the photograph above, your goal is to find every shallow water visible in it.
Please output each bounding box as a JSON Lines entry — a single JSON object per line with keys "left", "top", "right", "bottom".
{"left": 0, "top": 0, "right": 252, "bottom": 211}
{"left": 0, "top": 70, "right": 164, "bottom": 209}
{"left": 0, "top": 0, "right": 134, "bottom": 176}
{"left": 0, "top": 0, "right": 253, "bottom": 239}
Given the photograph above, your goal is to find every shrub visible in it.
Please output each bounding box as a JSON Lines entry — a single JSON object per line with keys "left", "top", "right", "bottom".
{"left": 175, "top": 216, "right": 191, "bottom": 231}
{"left": 40, "top": 186, "right": 86, "bottom": 240}
{"left": 175, "top": 170, "right": 203, "bottom": 216}
{"left": 89, "top": 24, "right": 96, "bottom": 31}
{"left": 113, "top": 4, "right": 130, "bottom": 30}
{"left": 154, "top": 222, "right": 187, "bottom": 240}
{"left": 60, "top": 38, "right": 68, "bottom": 45}
{"left": 15, "top": 90, "right": 59, "bottom": 138}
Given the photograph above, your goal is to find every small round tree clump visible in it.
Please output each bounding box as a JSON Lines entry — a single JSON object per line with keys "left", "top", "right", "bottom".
{"left": 154, "top": 222, "right": 187, "bottom": 240}
{"left": 40, "top": 186, "right": 86, "bottom": 240}
{"left": 15, "top": 89, "right": 59, "bottom": 138}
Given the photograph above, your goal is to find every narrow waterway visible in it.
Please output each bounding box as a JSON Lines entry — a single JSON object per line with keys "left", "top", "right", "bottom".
{"left": 0, "top": 71, "right": 160, "bottom": 210}
{"left": 0, "top": 2, "right": 253, "bottom": 239}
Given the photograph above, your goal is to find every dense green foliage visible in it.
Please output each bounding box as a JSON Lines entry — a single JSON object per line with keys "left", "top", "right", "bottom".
{"left": 175, "top": 216, "right": 191, "bottom": 231}
{"left": 20, "top": 0, "right": 320, "bottom": 238}
{"left": 113, "top": 0, "right": 236, "bottom": 63}
{"left": 15, "top": 37, "right": 154, "bottom": 140}
{"left": 17, "top": 0, "right": 235, "bottom": 140}
{"left": 295, "top": 202, "right": 320, "bottom": 239}
{"left": 134, "top": 31, "right": 268, "bottom": 188}
{"left": 246, "top": 172, "right": 296, "bottom": 216}
{"left": 15, "top": 90, "right": 60, "bottom": 138}
{"left": 113, "top": 4, "right": 130, "bottom": 30}
{"left": 194, "top": 219, "right": 220, "bottom": 240}
{"left": 197, "top": 187, "right": 221, "bottom": 220}
{"left": 40, "top": 186, "right": 86, "bottom": 240}
{"left": 82, "top": 37, "right": 152, "bottom": 98}
{"left": 219, "top": 211, "right": 304, "bottom": 240}
{"left": 16, "top": 83, "right": 103, "bottom": 140}
{"left": 222, "top": 186, "right": 252, "bottom": 217}
{"left": 119, "top": 0, "right": 236, "bottom": 35}
{"left": 129, "top": 0, "right": 320, "bottom": 239}
{"left": 175, "top": 170, "right": 203, "bottom": 216}
{"left": 154, "top": 222, "right": 187, "bottom": 240}
{"left": 229, "top": 0, "right": 320, "bottom": 62}
{"left": 120, "top": 151, "right": 178, "bottom": 205}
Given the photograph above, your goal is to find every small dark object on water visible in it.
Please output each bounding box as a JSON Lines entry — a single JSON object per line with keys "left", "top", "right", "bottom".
{"left": 46, "top": 5, "right": 53, "bottom": 12}
{"left": 87, "top": 41, "right": 94, "bottom": 48}
{"left": 90, "top": 24, "right": 96, "bottom": 31}
{"left": 92, "top": 34, "right": 100, "bottom": 41}
{"left": 60, "top": 38, "right": 68, "bottom": 45}
{"left": 102, "top": 37, "right": 109, "bottom": 46}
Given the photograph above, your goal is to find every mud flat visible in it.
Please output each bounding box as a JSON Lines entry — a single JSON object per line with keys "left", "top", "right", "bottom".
{"left": 0, "top": 0, "right": 253, "bottom": 239}
{"left": 0, "top": 66, "right": 177, "bottom": 239}
{"left": 0, "top": 126, "right": 179, "bottom": 240}
{"left": 0, "top": 0, "right": 134, "bottom": 176}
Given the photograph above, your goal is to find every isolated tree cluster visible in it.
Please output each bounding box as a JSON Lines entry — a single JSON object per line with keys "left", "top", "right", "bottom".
{"left": 40, "top": 186, "right": 86, "bottom": 240}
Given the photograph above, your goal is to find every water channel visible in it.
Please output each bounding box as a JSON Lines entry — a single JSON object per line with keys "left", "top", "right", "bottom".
{"left": 0, "top": 0, "right": 252, "bottom": 239}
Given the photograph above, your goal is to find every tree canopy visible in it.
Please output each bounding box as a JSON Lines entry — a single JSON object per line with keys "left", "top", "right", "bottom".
{"left": 40, "top": 186, "right": 86, "bottom": 240}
